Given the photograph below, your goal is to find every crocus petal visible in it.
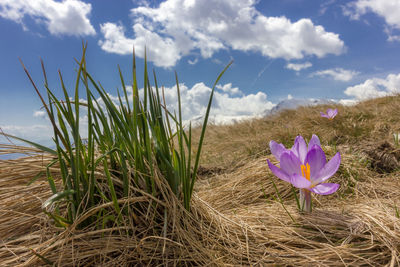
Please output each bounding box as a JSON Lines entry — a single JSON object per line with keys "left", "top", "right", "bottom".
{"left": 321, "top": 109, "right": 338, "bottom": 119}
{"left": 310, "top": 183, "right": 340, "bottom": 195}
{"left": 280, "top": 151, "right": 302, "bottom": 176}
{"left": 267, "top": 159, "right": 291, "bottom": 183}
{"left": 325, "top": 108, "right": 337, "bottom": 119}
{"left": 305, "top": 145, "right": 326, "bottom": 180}
{"left": 292, "top": 136, "right": 307, "bottom": 163}
{"left": 320, "top": 112, "right": 329, "bottom": 118}
{"left": 308, "top": 134, "right": 321, "bottom": 151}
{"left": 290, "top": 173, "right": 312, "bottom": 189}
{"left": 314, "top": 152, "right": 341, "bottom": 184}
{"left": 269, "top": 140, "right": 287, "bottom": 161}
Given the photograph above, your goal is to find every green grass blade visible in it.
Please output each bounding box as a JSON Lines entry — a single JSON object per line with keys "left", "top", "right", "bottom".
{"left": 42, "top": 189, "right": 75, "bottom": 209}
{"left": 189, "top": 61, "right": 233, "bottom": 199}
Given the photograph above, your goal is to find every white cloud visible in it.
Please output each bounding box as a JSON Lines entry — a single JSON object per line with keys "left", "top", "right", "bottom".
{"left": 345, "top": 0, "right": 400, "bottom": 28}
{"left": 286, "top": 62, "right": 312, "bottom": 71}
{"left": 0, "top": 124, "right": 54, "bottom": 146}
{"left": 384, "top": 26, "right": 400, "bottom": 42}
{"left": 0, "top": 0, "right": 95, "bottom": 36}
{"left": 338, "top": 99, "right": 358, "bottom": 106}
{"left": 319, "top": 0, "right": 336, "bottom": 16}
{"left": 310, "top": 68, "right": 359, "bottom": 81}
{"left": 212, "top": 58, "right": 223, "bottom": 65}
{"left": 99, "top": 0, "right": 345, "bottom": 67}
{"left": 216, "top": 83, "right": 242, "bottom": 96}
{"left": 117, "top": 82, "right": 273, "bottom": 124}
{"left": 158, "top": 82, "right": 274, "bottom": 124}
{"left": 188, "top": 58, "right": 198, "bottom": 65}
{"left": 98, "top": 22, "right": 181, "bottom": 68}
{"left": 344, "top": 72, "right": 400, "bottom": 100}
{"left": 33, "top": 110, "right": 46, "bottom": 118}
{"left": 344, "top": 0, "right": 400, "bottom": 41}
{"left": 387, "top": 34, "right": 400, "bottom": 42}
{"left": 1, "top": 112, "right": 90, "bottom": 148}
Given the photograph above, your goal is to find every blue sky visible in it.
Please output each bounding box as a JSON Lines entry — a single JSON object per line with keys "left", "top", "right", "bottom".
{"left": 1, "top": 0, "right": 400, "bottom": 145}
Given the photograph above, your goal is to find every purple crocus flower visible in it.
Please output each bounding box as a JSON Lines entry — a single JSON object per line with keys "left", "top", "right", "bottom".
{"left": 267, "top": 135, "right": 340, "bottom": 212}
{"left": 270, "top": 135, "right": 321, "bottom": 164}
{"left": 320, "top": 108, "right": 338, "bottom": 119}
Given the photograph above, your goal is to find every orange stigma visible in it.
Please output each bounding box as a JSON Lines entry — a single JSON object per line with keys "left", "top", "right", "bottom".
{"left": 301, "top": 163, "right": 311, "bottom": 181}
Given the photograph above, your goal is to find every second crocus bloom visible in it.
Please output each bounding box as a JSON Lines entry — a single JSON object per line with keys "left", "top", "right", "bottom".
{"left": 320, "top": 108, "right": 338, "bottom": 120}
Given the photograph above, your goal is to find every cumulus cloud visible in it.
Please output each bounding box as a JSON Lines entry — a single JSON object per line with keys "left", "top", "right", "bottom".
{"left": 216, "top": 83, "right": 242, "bottom": 96}
{"left": 98, "top": 0, "right": 345, "bottom": 67}
{"left": 344, "top": 73, "right": 400, "bottom": 100}
{"left": 98, "top": 22, "right": 180, "bottom": 67}
{"left": 154, "top": 82, "right": 274, "bottom": 124}
{"left": 0, "top": 0, "right": 95, "bottom": 36}
{"left": 345, "top": 0, "right": 400, "bottom": 28}
{"left": 344, "top": 0, "right": 400, "bottom": 41}
{"left": 286, "top": 62, "right": 312, "bottom": 71}
{"left": 310, "top": 68, "right": 359, "bottom": 81}
{"left": 101, "top": 82, "right": 274, "bottom": 124}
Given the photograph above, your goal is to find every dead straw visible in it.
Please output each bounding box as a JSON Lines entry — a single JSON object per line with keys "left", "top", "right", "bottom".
{"left": 1, "top": 139, "right": 399, "bottom": 266}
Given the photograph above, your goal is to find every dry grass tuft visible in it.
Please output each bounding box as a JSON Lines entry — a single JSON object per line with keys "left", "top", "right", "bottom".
{"left": 2, "top": 96, "right": 400, "bottom": 266}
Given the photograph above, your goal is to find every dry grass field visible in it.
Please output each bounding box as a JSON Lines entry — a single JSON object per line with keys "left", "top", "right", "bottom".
{"left": 1, "top": 95, "right": 400, "bottom": 266}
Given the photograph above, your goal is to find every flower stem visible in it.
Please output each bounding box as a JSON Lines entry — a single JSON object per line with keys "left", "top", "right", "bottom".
{"left": 299, "top": 189, "right": 312, "bottom": 212}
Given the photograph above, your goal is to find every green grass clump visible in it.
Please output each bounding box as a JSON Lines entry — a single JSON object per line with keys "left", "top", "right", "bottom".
{"left": 7, "top": 45, "right": 231, "bottom": 228}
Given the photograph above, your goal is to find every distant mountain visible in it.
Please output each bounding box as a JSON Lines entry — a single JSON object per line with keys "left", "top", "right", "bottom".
{"left": 266, "top": 98, "right": 335, "bottom": 116}
{"left": 185, "top": 113, "right": 266, "bottom": 128}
